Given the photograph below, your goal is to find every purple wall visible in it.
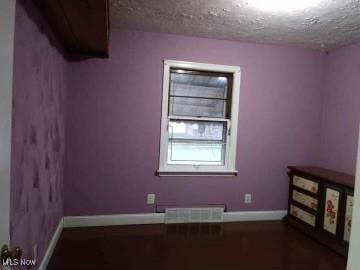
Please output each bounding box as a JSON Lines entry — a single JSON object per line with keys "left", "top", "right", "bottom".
{"left": 318, "top": 45, "right": 360, "bottom": 175}
{"left": 9, "top": 5, "right": 360, "bottom": 262}
{"left": 64, "top": 29, "right": 325, "bottom": 216}
{"left": 10, "top": 0, "right": 67, "bottom": 263}
{"left": 8, "top": 1, "right": 360, "bottom": 264}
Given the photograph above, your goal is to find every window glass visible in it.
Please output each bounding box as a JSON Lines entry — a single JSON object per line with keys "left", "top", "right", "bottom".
{"left": 169, "top": 71, "right": 229, "bottom": 118}
{"left": 168, "top": 120, "right": 227, "bottom": 165}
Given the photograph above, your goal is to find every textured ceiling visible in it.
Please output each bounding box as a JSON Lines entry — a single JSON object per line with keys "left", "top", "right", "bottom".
{"left": 110, "top": 0, "right": 360, "bottom": 50}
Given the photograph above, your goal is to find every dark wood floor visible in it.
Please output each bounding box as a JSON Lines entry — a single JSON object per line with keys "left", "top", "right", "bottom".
{"left": 48, "top": 221, "right": 347, "bottom": 270}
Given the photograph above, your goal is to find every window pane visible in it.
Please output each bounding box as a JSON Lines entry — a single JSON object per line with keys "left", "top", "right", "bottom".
{"left": 168, "top": 120, "right": 227, "bottom": 165}
{"left": 169, "top": 96, "right": 226, "bottom": 118}
{"left": 170, "top": 73, "right": 228, "bottom": 99}
{"left": 169, "top": 71, "right": 230, "bottom": 118}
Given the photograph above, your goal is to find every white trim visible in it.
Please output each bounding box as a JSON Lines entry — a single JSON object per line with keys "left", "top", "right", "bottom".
{"left": 347, "top": 124, "right": 360, "bottom": 270}
{"left": 157, "top": 169, "right": 238, "bottom": 176}
{"left": 169, "top": 116, "right": 229, "bottom": 123}
{"left": 163, "top": 60, "right": 241, "bottom": 73}
{"left": 38, "top": 218, "right": 64, "bottom": 270}
{"left": 158, "top": 59, "right": 242, "bottom": 175}
{"left": 63, "top": 211, "right": 287, "bottom": 228}
{"left": 223, "top": 210, "right": 287, "bottom": 222}
{"left": 63, "top": 213, "right": 165, "bottom": 228}
{"left": 228, "top": 66, "right": 241, "bottom": 170}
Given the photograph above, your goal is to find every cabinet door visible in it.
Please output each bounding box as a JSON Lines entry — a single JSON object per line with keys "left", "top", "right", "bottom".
{"left": 323, "top": 187, "right": 340, "bottom": 235}
{"left": 344, "top": 195, "right": 354, "bottom": 242}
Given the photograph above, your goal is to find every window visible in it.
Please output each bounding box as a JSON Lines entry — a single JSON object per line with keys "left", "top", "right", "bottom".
{"left": 158, "top": 60, "right": 241, "bottom": 176}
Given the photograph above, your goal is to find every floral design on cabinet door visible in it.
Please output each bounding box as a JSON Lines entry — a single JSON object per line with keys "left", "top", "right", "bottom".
{"left": 323, "top": 188, "right": 340, "bottom": 235}
{"left": 326, "top": 200, "right": 336, "bottom": 224}
{"left": 344, "top": 195, "right": 354, "bottom": 242}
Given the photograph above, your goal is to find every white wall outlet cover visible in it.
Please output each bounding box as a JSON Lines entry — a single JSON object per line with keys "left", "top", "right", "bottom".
{"left": 147, "top": 194, "right": 156, "bottom": 205}
{"left": 244, "top": 194, "right": 252, "bottom": 204}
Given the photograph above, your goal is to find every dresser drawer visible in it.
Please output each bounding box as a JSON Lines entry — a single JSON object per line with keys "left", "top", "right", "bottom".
{"left": 292, "top": 190, "right": 318, "bottom": 210}
{"left": 290, "top": 205, "right": 316, "bottom": 227}
{"left": 293, "top": 175, "right": 318, "bottom": 194}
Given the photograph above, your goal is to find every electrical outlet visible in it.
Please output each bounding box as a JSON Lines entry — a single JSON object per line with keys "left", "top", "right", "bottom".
{"left": 147, "top": 194, "right": 155, "bottom": 205}
{"left": 244, "top": 193, "right": 252, "bottom": 204}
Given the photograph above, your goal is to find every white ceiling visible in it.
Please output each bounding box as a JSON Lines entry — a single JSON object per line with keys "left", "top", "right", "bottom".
{"left": 109, "top": 0, "right": 360, "bottom": 51}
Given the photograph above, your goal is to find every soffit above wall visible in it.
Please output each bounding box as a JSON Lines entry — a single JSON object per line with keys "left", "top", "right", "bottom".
{"left": 110, "top": 0, "right": 360, "bottom": 51}
{"left": 34, "top": 0, "right": 109, "bottom": 58}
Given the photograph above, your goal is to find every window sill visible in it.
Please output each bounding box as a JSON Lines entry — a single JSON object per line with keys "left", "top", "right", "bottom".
{"left": 156, "top": 169, "right": 238, "bottom": 177}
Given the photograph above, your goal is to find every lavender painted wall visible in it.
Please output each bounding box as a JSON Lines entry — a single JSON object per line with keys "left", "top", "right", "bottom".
{"left": 64, "top": 29, "right": 325, "bottom": 216}
{"left": 8, "top": 0, "right": 359, "bottom": 263}
{"left": 10, "top": 0, "right": 67, "bottom": 263}
{"left": 318, "top": 45, "right": 360, "bottom": 175}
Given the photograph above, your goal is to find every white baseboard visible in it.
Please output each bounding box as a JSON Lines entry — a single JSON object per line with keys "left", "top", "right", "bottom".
{"left": 223, "top": 210, "right": 287, "bottom": 222}
{"left": 63, "top": 210, "right": 287, "bottom": 228}
{"left": 38, "top": 218, "right": 64, "bottom": 270}
{"left": 63, "top": 213, "right": 165, "bottom": 228}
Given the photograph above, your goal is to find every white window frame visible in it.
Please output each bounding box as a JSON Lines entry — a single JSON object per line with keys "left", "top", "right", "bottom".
{"left": 158, "top": 60, "right": 241, "bottom": 176}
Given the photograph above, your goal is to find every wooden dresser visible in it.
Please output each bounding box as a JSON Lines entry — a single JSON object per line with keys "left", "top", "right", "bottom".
{"left": 284, "top": 166, "right": 355, "bottom": 256}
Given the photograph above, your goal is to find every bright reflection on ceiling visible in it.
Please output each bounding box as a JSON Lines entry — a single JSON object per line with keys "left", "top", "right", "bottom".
{"left": 248, "top": 0, "right": 324, "bottom": 13}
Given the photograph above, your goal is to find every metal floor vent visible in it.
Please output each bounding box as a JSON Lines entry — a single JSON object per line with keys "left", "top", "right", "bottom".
{"left": 165, "top": 207, "right": 224, "bottom": 224}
